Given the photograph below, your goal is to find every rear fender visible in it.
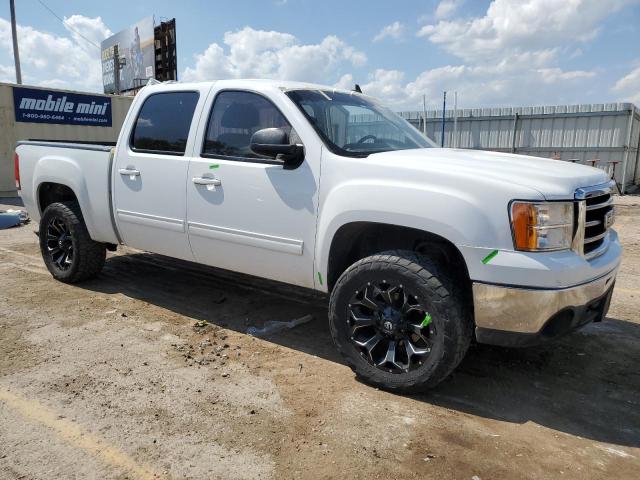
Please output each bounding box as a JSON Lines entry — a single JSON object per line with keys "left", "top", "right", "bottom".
{"left": 33, "top": 155, "right": 118, "bottom": 243}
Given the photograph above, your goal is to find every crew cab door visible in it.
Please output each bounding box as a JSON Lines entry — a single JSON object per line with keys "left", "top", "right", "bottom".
{"left": 113, "top": 87, "right": 207, "bottom": 260}
{"left": 186, "top": 87, "right": 321, "bottom": 288}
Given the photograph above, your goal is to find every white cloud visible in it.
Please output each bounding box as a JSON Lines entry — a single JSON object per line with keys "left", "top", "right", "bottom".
{"left": 183, "top": 26, "right": 366, "bottom": 84}
{"left": 0, "top": 63, "right": 15, "bottom": 82}
{"left": 537, "top": 68, "right": 595, "bottom": 83}
{"left": 358, "top": 50, "right": 597, "bottom": 110}
{"left": 351, "top": 0, "right": 635, "bottom": 110}
{"left": 63, "top": 15, "right": 112, "bottom": 50}
{"left": 0, "top": 15, "right": 111, "bottom": 91}
{"left": 334, "top": 73, "right": 355, "bottom": 90}
{"left": 613, "top": 66, "right": 640, "bottom": 104}
{"left": 179, "top": 3, "right": 624, "bottom": 110}
{"left": 435, "top": 0, "right": 463, "bottom": 19}
{"left": 418, "top": 0, "right": 637, "bottom": 62}
{"left": 359, "top": 69, "right": 409, "bottom": 106}
{"left": 373, "top": 21, "right": 405, "bottom": 43}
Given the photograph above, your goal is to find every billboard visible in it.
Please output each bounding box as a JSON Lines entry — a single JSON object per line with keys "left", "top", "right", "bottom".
{"left": 101, "top": 16, "right": 155, "bottom": 94}
{"left": 13, "top": 86, "right": 112, "bottom": 127}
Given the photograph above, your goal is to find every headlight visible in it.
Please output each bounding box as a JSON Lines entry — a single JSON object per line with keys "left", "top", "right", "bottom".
{"left": 510, "top": 201, "right": 574, "bottom": 251}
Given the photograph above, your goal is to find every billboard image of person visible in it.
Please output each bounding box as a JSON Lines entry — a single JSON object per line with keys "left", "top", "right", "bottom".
{"left": 101, "top": 17, "right": 155, "bottom": 94}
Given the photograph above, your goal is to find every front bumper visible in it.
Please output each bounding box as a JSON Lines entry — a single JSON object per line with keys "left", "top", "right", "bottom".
{"left": 473, "top": 268, "right": 617, "bottom": 347}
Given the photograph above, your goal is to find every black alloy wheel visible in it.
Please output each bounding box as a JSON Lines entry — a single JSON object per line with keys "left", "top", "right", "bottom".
{"left": 329, "top": 251, "right": 473, "bottom": 392}
{"left": 39, "top": 202, "right": 106, "bottom": 283}
{"left": 45, "top": 216, "right": 74, "bottom": 271}
{"left": 348, "top": 280, "right": 435, "bottom": 373}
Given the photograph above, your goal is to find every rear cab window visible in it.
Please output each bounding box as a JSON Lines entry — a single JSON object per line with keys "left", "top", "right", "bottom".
{"left": 130, "top": 91, "right": 200, "bottom": 155}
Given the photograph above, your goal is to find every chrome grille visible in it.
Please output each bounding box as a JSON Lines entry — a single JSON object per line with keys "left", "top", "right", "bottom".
{"left": 574, "top": 181, "right": 615, "bottom": 259}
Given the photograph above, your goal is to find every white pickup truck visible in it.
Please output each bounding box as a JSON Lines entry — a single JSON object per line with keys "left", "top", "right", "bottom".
{"left": 15, "top": 79, "right": 621, "bottom": 391}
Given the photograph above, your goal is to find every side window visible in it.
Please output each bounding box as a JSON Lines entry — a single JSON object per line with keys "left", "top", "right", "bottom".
{"left": 131, "top": 91, "right": 199, "bottom": 155}
{"left": 203, "top": 91, "right": 293, "bottom": 160}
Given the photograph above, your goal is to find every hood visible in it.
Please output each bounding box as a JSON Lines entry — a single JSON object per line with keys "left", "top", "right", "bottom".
{"left": 368, "top": 148, "right": 610, "bottom": 200}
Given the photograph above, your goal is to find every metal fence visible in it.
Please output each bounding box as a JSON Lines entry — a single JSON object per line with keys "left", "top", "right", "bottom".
{"left": 399, "top": 103, "right": 640, "bottom": 192}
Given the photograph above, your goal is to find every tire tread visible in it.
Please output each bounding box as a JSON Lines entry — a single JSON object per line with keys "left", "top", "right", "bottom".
{"left": 328, "top": 249, "right": 473, "bottom": 392}
{"left": 39, "top": 201, "right": 105, "bottom": 283}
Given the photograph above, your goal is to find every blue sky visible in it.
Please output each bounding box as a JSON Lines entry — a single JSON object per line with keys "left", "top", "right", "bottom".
{"left": 1, "top": 0, "right": 639, "bottom": 110}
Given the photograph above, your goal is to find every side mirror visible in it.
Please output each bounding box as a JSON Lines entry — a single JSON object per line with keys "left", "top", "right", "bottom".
{"left": 250, "top": 128, "right": 304, "bottom": 169}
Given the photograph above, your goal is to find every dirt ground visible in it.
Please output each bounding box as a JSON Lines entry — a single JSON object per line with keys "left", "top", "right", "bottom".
{"left": 0, "top": 196, "right": 639, "bottom": 480}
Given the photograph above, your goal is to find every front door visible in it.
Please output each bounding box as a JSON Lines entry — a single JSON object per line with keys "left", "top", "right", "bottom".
{"left": 113, "top": 89, "right": 204, "bottom": 260}
{"left": 186, "top": 89, "right": 320, "bottom": 288}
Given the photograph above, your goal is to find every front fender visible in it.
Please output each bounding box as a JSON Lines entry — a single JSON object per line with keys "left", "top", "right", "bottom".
{"left": 315, "top": 179, "right": 517, "bottom": 292}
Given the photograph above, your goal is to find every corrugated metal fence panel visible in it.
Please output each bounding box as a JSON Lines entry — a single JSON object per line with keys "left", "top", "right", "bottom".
{"left": 630, "top": 107, "right": 640, "bottom": 184}
{"left": 0, "top": 82, "right": 134, "bottom": 196}
{"left": 402, "top": 103, "right": 639, "bottom": 189}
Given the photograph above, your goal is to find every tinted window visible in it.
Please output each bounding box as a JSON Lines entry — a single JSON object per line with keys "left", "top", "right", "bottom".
{"left": 203, "top": 91, "right": 293, "bottom": 159}
{"left": 131, "top": 92, "right": 199, "bottom": 155}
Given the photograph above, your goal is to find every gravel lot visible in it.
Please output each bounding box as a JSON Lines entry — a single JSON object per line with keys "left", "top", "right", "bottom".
{"left": 0, "top": 196, "right": 639, "bottom": 479}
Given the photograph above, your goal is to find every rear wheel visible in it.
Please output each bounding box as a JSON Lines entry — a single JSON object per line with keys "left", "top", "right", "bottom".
{"left": 39, "top": 202, "right": 106, "bottom": 283}
{"left": 328, "top": 250, "right": 472, "bottom": 392}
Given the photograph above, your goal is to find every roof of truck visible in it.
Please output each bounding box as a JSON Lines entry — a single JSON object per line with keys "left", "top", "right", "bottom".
{"left": 143, "top": 78, "right": 361, "bottom": 95}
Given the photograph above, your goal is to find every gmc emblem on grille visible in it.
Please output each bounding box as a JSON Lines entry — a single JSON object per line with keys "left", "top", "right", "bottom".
{"left": 604, "top": 210, "right": 615, "bottom": 229}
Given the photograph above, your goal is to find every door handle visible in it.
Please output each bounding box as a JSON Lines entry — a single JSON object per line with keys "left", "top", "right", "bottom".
{"left": 193, "top": 177, "right": 222, "bottom": 186}
{"left": 119, "top": 168, "right": 140, "bottom": 176}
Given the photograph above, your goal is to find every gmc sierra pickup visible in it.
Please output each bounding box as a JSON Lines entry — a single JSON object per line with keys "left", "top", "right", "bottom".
{"left": 15, "top": 79, "right": 621, "bottom": 391}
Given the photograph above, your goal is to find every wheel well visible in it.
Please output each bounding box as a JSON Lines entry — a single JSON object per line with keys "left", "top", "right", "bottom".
{"left": 38, "top": 183, "right": 78, "bottom": 214}
{"left": 326, "top": 222, "right": 471, "bottom": 294}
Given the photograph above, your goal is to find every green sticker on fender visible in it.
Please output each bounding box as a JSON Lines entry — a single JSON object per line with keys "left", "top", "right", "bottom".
{"left": 482, "top": 249, "right": 499, "bottom": 264}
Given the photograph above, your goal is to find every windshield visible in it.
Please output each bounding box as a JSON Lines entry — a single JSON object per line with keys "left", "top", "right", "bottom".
{"left": 285, "top": 90, "right": 435, "bottom": 157}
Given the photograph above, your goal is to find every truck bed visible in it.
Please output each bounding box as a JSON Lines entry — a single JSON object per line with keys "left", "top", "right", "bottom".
{"left": 17, "top": 140, "right": 116, "bottom": 151}
{"left": 16, "top": 140, "right": 119, "bottom": 244}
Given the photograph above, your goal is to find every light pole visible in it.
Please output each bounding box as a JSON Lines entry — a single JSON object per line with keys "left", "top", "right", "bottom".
{"left": 10, "top": 0, "right": 22, "bottom": 84}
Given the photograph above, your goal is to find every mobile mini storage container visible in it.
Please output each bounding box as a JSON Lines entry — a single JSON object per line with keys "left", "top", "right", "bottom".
{"left": 0, "top": 82, "right": 133, "bottom": 197}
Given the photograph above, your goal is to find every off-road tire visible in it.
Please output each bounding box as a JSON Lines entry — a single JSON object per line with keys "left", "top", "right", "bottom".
{"left": 39, "top": 202, "right": 106, "bottom": 283}
{"left": 328, "top": 250, "right": 473, "bottom": 392}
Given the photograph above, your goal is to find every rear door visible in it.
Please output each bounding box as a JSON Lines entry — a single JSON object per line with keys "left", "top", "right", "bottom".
{"left": 113, "top": 87, "right": 208, "bottom": 260}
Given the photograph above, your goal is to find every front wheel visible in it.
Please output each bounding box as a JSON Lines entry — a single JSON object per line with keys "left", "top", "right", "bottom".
{"left": 39, "top": 202, "right": 106, "bottom": 283}
{"left": 328, "top": 250, "right": 472, "bottom": 392}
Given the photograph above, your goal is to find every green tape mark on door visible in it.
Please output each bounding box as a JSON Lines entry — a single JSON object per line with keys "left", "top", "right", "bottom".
{"left": 209, "top": 164, "right": 220, "bottom": 169}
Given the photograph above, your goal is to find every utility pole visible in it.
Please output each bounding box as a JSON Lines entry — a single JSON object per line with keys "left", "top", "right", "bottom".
{"left": 10, "top": 0, "right": 22, "bottom": 84}
{"left": 441, "top": 91, "right": 447, "bottom": 147}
